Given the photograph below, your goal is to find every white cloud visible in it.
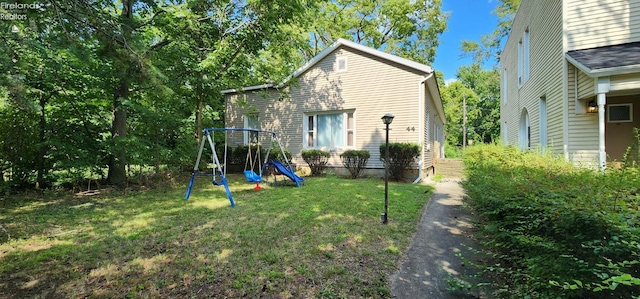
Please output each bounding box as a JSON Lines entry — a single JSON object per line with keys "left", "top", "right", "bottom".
{"left": 444, "top": 78, "right": 458, "bottom": 86}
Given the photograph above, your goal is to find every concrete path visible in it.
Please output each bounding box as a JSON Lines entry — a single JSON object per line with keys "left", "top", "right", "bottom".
{"left": 391, "top": 179, "right": 483, "bottom": 299}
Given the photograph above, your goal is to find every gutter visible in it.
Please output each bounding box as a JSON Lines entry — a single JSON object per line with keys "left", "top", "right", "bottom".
{"left": 414, "top": 72, "right": 434, "bottom": 184}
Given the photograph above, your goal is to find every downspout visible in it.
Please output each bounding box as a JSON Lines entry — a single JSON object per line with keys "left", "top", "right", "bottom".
{"left": 414, "top": 72, "right": 434, "bottom": 184}
{"left": 596, "top": 77, "right": 610, "bottom": 171}
{"left": 597, "top": 92, "right": 606, "bottom": 170}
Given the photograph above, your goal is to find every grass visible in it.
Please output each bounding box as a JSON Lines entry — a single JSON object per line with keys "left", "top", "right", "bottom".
{"left": 0, "top": 173, "right": 433, "bottom": 298}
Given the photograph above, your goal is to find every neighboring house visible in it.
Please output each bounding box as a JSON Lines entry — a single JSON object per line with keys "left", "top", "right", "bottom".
{"left": 501, "top": 0, "right": 640, "bottom": 169}
{"left": 222, "top": 38, "right": 445, "bottom": 180}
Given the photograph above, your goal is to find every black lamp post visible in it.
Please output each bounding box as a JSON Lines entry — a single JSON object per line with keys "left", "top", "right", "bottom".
{"left": 381, "top": 113, "right": 394, "bottom": 224}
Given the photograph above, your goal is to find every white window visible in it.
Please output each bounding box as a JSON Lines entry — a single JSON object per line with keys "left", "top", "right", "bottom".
{"left": 519, "top": 109, "right": 530, "bottom": 150}
{"left": 304, "top": 111, "right": 355, "bottom": 149}
{"left": 503, "top": 121, "right": 509, "bottom": 145}
{"left": 608, "top": 104, "right": 633, "bottom": 123}
{"left": 518, "top": 29, "right": 530, "bottom": 87}
{"left": 243, "top": 114, "right": 259, "bottom": 144}
{"left": 539, "top": 96, "right": 547, "bottom": 149}
{"left": 503, "top": 68, "right": 508, "bottom": 104}
{"left": 336, "top": 57, "right": 347, "bottom": 72}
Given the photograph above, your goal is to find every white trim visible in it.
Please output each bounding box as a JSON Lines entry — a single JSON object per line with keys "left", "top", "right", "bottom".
{"left": 565, "top": 54, "right": 640, "bottom": 78}
{"left": 539, "top": 96, "right": 548, "bottom": 149}
{"left": 607, "top": 103, "right": 633, "bottom": 123}
{"left": 336, "top": 56, "right": 348, "bottom": 72}
{"left": 303, "top": 110, "right": 355, "bottom": 150}
{"left": 221, "top": 38, "right": 434, "bottom": 94}
{"left": 243, "top": 115, "right": 259, "bottom": 145}
{"left": 221, "top": 83, "right": 274, "bottom": 94}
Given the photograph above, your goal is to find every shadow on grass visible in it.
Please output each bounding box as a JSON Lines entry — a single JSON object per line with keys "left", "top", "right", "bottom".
{"left": 0, "top": 175, "right": 434, "bottom": 298}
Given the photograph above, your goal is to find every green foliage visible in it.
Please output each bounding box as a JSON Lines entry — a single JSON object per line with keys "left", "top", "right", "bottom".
{"left": 0, "top": 106, "right": 39, "bottom": 189}
{"left": 623, "top": 127, "right": 640, "bottom": 167}
{"left": 301, "top": 149, "right": 331, "bottom": 176}
{"left": 339, "top": 150, "right": 371, "bottom": 179}
{"left": 302, "top": 0, "right": 449, "bottom": 64}
{"left": 379, "top": 143, "right": 420, "bottom": 180}
{"left": 444, "top": 143, "right": 463, "bottom": 158}
{"left": 461, "top": 0, "right": 521, "bottom": 64}
{"left": 462, "top": 144, "right": 640, "bottom": 298}
{"left": 268, "top": 148, "right": 293, "bottom": 164}
{"left": 440, "top": 64, "right": 500, "bottom": 146}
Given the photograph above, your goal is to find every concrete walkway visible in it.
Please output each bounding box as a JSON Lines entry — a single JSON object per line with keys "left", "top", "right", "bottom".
{"left": 391, "top": 179, "right": 483, "bottom": 299}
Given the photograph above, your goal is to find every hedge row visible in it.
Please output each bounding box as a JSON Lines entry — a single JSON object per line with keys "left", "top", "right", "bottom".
{"left": 462, "top": 144, "right": 640, "bottom": 298}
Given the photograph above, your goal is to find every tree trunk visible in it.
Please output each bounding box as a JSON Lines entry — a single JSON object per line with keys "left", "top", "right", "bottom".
{"left": 107, "top": 0, "right": 133, "bottom": 187}
{"left": 108, "top": 78, "right": 128, "bottom": 186}
{"left": 196, "top": 96, "right": 203, "bottom": 142}
{"left": 36, "top": 94, "right": 47, "bottom": 188}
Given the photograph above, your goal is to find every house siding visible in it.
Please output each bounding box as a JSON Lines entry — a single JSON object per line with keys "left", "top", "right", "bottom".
{"left": 501, "top": 0, "right": 564, "bottom": 154}
{"left": 226, "top": 45, "right": 435, "bottom": 173}
{"left": 565, "top": 0, "right": 640, "bottom": 50}
{"left": 611, "top": 73, "right": 640, "bottom": 92}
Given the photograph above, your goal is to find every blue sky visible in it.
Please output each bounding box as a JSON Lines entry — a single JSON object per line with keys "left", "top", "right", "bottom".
{"left": 432, "top": 0, "right": 501, "bottom": 84}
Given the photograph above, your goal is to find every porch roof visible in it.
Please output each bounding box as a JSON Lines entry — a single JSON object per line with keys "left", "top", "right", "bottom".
{"left": 566, "top": 42, "right": 640, "bottom": 77}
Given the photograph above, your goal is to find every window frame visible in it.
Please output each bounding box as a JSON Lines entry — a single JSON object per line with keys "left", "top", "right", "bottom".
{"left": 517, "top": 28, "right": 530, "bottom": 87}
{"left": 243, "top": 114, "right": 259, "bottom": 145}
{"left": 607, "top": 103, "right": 633, "bottom": 123}
{"left": 336, "top": 57, "right": 348, "bottom": 73}
{"left": 304, "top": 111, "right": 355, "bottom": 150}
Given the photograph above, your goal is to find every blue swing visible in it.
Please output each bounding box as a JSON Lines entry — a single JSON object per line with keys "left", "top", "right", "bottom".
{"left": 244, "top": 140, "right": 263, "bottom": 187}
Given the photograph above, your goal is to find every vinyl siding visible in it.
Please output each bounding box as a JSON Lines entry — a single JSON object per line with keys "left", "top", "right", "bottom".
{"left": 501, "top": 0, "right": 564, "bottom": 153}
{"left": 565, "top": 0, "right": 640, "bottom": 50}
{"left": 577, "top": 70, "right": 595, "bottom": 99}
{"left": 610, "top": 73, "right": 640, "bottom": 92}
{"left": 226, "top": 45, "right": 436, "bottom": 171}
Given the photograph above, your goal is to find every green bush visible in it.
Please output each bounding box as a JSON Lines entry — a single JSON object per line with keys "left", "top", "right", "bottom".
{"left": 340, "top": 150, "right": 370, "bottom": 179}
{"left": 231, "top": 145, "right": 265, "bottom": 172}
{"left": 379, "top": 143, "right": 420, "bottom": 180}
{"left": 462, "top": 144, "right": 640, "bottom": 299}
{"left": 267, "top": 148, "right": 293, "bottom": 163}
{"left": 301, "top": 149, "right": 330, "bottom": 176}
{"left": 444, "top": 143, "right": 463, "bottom": 158}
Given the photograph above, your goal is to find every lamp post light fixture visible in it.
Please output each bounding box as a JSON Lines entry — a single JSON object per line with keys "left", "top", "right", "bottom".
{"left": 381, "top": 113, "right": 394, "bottom": 224}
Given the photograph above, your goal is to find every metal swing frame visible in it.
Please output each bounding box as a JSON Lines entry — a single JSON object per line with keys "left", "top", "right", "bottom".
{"left": 184, "top": 127, "right": 298, "bottom": 207}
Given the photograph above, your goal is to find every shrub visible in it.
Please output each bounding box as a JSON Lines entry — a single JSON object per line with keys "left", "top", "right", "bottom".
{"left": 301, "top": 149, "right": 330, "bottom": 176}
{"left": 461, "top": 144, "right": 640, "bottom": 299}
{"left": 379, "top": 143, "right": 420, "bottom": 180}
{"left": 340, "top": 150, "right": 370, "bottom": 179}
{"left": 231, "top": 145, "right": 265, "bottom": 172}
{"left": 266, "top": 140, "right": 293, "bottom": 164}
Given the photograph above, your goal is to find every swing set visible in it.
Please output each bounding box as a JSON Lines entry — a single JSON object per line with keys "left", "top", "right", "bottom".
{"left": 184, "top": 128, "right": 303, "bottom": 207}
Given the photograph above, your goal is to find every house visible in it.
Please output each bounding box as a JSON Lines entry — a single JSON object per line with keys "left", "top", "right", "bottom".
{"left": 222, "top": 38, "right": 445, "bottom": 180}
{"left": 501, "top": 0, "right": 640, "bottom": 169}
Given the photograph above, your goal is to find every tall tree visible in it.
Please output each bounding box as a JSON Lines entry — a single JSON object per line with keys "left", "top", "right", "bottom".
{"left": 440, "top": 64, "right": 500, "bottom": 145}
{"left": 460, "top": 0, "right": 520, "bottom": 64}
{"left": 47, "top": 0, "right": 309, "bottom": 186}
{"left": 303, "top": 0, "right": 448, "bottom": 64}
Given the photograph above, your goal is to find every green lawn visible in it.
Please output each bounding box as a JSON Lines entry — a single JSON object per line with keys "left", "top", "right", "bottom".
{"left": 0, "top": 174, "right": 433, "bottom": 298}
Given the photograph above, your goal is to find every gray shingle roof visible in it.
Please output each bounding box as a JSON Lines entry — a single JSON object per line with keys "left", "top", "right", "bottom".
{"left": 566, "top": 42, "right": 640, "bottom": 71}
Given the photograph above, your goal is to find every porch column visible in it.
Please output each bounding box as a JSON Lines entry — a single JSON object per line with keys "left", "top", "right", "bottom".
{"left": 597, "top": 92, "right": 606, "bottom": 171}
{"left": 596, "top": 77, "right": 610, "bottom": 171}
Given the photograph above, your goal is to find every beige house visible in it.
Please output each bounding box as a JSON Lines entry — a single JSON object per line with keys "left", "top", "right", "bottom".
{"left": 222, "top": 38, "right": 445, "bottom": 180}
{"left": 501, "top": 0, "right": 640, "bottom": 169}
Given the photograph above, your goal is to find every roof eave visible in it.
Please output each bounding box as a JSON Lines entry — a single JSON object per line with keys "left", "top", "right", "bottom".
{"left": 565, "top": 53, "right": 640, "bottom": 78}
{"left": 220, "top": 83, "right": 274, "bottom": 94}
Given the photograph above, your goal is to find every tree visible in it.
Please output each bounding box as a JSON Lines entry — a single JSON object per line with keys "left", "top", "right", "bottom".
{"left": 440, "top": 64, "right": 500, "bottom": 145}
{"left": 304, "top": 0, "right": 449, "bottom": 64}
{"left": 47, "top": 0, "right": 309, "bottom": 186}
{"left": 460, "top": 0, "right": 520, "bottom": 64}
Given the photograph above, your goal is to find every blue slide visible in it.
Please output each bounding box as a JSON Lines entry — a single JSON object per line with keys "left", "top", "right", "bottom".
{"left": 266, "top": 161, "right": 304, "bottom": 187}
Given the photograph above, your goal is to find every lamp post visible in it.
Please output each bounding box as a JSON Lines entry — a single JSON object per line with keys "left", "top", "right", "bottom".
{"left": 381, "top": 113, "right": 394, "bottom": 224}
